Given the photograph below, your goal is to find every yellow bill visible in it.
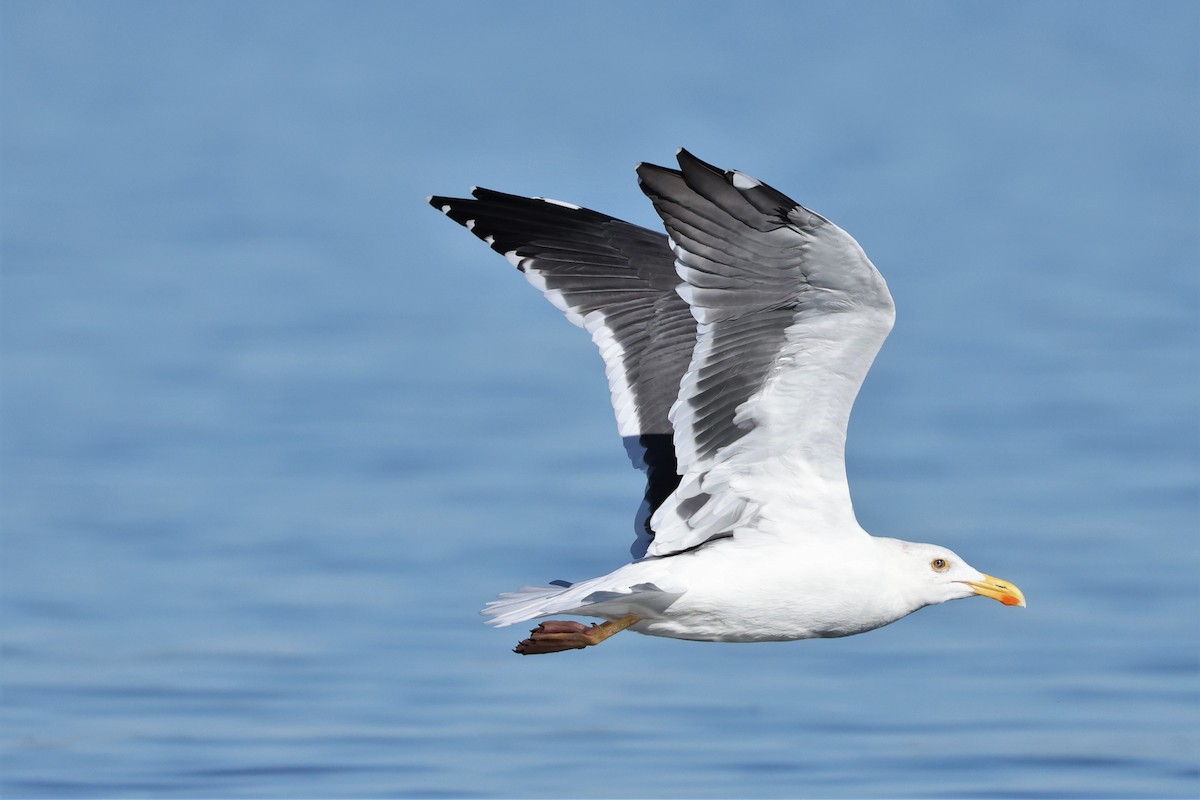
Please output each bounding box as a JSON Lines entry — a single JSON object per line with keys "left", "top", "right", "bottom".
{"left": 964, "top": 574, "right": 1026, "bottom": 607}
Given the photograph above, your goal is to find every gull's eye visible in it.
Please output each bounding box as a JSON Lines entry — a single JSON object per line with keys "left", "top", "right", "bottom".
{"left": 931, "top": 558, "right": 949, "bottom": 572}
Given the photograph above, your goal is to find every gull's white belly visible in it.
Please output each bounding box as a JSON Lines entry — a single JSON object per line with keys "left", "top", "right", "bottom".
{"left": 587, "top": 537, "right": 918, "bottom": 643}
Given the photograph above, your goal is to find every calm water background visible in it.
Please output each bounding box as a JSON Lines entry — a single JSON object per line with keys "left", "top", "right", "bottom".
{"left": 2, "top": 2, "right": 1197, "bottom": 797}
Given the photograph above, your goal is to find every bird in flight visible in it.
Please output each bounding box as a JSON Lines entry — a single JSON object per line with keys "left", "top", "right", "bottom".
{"left": 429, "top": 149, "right": 1024, "bottom": 655}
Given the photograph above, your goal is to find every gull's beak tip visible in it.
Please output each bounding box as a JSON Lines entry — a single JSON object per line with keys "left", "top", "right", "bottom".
{"left": 966, "top": 574, "right": 1027, "bottom": 608}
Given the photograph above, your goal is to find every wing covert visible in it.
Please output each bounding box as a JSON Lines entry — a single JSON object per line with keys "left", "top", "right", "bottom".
{"left": 636, "top": 150, "right": 896, "bottom": 557}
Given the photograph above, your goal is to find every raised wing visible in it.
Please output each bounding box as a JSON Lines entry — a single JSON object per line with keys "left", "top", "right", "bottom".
{"left": 428, "top": 188, "right": 695, "bottom": 555}
{"left": 637, "top": 150, "right": 896, "bottom": 557}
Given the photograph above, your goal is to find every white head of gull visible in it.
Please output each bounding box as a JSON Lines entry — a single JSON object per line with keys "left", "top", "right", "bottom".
{"left": 430, "top": 149, "right": 1025, "bottom": 655}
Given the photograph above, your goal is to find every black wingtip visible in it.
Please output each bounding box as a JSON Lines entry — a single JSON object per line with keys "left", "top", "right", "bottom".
{"left": 636, "top": 159, "right": 682, "bottom": 183}
{"left": 675, "top": 148, "right": 724, "bottom": 179}
{"left": 676, "top": 147, "right": 700, "bottom": 167}
{"left": 428, "top": 188, "right": 499, "bottom": 212}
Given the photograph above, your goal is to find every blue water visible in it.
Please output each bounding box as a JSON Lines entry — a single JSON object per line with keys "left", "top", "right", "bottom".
{"left": 2, "top": 2, "right": 1197, "bottom": 797}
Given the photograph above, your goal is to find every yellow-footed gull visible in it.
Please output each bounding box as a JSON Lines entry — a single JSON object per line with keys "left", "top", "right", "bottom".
{"left": 429, "top": 149, "right": 1025, "bottom": 655}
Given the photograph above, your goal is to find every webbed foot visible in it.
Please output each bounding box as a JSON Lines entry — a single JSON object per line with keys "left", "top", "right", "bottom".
{"left": 513, "top": 614, "right": 640, "bottom": 655}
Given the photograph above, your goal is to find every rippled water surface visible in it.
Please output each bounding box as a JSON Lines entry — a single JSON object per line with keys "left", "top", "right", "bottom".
{"left": 3, "top": 3, "right": 1198, "bottom": 798}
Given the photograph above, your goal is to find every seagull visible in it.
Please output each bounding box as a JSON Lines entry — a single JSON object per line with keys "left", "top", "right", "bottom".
{"left": 429, "top": 149, "right": 1024, "bottom": 655}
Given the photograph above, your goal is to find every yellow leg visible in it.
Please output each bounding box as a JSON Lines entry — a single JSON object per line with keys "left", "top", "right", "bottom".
{"left": 514, "top": 613, "right": 641, "bottom": 655}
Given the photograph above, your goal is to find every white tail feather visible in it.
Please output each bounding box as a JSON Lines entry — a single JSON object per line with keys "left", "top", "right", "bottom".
{"left": 481, "top": 585, "right": 574, "bottom": 627}
{"left": 481, "top": 562, "right": 686, "bottom": 627}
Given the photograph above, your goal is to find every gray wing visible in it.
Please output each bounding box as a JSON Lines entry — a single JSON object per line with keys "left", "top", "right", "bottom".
{"left": 428, "top": 188, "right": 693, "bottom": 556}
{"left": 636, "top": 150, "right": 896, "bottom": 556}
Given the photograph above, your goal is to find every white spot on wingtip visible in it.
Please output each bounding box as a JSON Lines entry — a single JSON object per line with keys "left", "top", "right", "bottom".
{"left": 524, "top": 264, "right": 548, "bottom": 290}
{"left": 484, "top": 235, "right": 495, "bottom": 246}
{"left": 465, "top": 219, "right": 476, "bottom": 230}
{"left": 730, "top": 171, "right": 760, "bottom": 189}
{"left": 439, "top": 204, "right": 451, "bottom": 214}
{"left": 536, "top": 196, "right": 582, "bottom": 210}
